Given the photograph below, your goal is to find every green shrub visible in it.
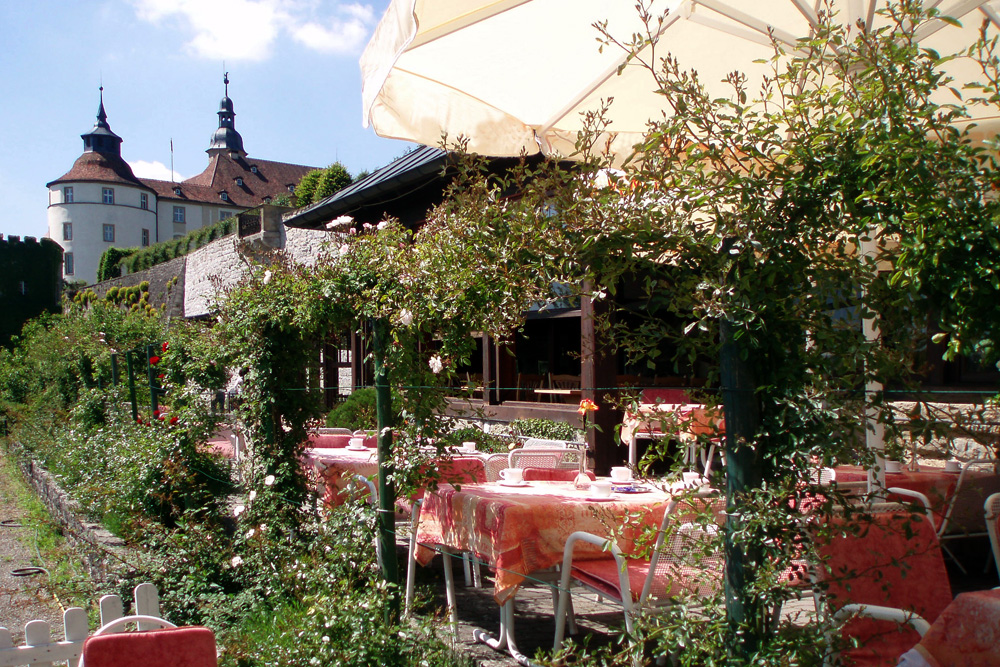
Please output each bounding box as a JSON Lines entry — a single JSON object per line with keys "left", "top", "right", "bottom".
{"left": 444, "top": 426, "right": 514, "bottom": 453}
{"left": 508, "top": 417, "right": 580, "bottom": 441}
{"left": 325, "top": 388, "right": 381, "bottom": 430}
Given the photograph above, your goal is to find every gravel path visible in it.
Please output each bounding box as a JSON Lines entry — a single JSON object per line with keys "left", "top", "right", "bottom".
{"left": 0, "top": 453, "right": 64, "bottom": 643}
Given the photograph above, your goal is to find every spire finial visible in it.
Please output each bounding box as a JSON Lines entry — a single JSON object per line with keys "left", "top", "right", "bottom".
{"left": 224, "top": 71, "right": 229, "bottom": 97}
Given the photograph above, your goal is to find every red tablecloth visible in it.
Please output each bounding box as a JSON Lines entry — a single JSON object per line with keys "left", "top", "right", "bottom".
{"left": 835, "top": 465, "right": 1000, "bottom": 535}
{"left": 415, "top": 480, "right": 676, "bottom": 604}
{"left": 913, "top": 588, "right": 1000, "bottom": 666}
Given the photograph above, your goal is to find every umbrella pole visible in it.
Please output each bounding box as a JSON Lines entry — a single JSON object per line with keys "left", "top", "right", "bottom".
{"left": 371, "top": 317, "right": 400, "bottom": 622}
{"left": 720, "top": 320, "right": 763, "bottom": 662}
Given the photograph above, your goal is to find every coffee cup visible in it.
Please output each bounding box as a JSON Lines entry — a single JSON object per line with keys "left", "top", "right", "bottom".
{"left": 461, "top": 441, "right": 477, "bottom": 452}
{"left": 945, "top": 459, "right": 961, "bottom": 473}
{"left": 348, "top": 437, "right": 364, "bottom": 449}
{"left": 499, "top": 468, "right": 524, "bottom": 484}
{"left": 590, "top": 480, "right": 613, "bottom": 498}
{"left": 884, "top": 460, "right": 903, "bottom": 474}
{"left": 610, "top": 466, "right": 632, "bottom": 483}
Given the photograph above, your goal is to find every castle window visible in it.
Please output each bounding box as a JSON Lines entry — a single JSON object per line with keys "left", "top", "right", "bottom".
{"left": 63, "top": 223, "right": 73, "bottom": 241}
{"left": 220, "top": 191, "right": 229, "bottom": 201}
{"left": 64, "top": 253, "right": 74, "bottom": 276}
{"left": 103, "top": 224, "right": 115, "bottom": 242}
{"left": 235, "top": 177, "right": 243, "bottom": 186}
{"left": 102, "top": 188, "right": 115, "bottom": 205}
{"left": 263, "top": 196, "right": 271, "bottom": 204}
{"left": 173, "top": 186, "right": 182, "bottom": 196}
{"left": 173, "top": 206, "right": 186, "bottom": 224}
{"left": 250, "top": 165, "right": 258, "bottom": 174}
{"left": 140, "top": 193, "right": 148, "bottom": 210}
{"left": 64, "top": 187, "right": 74, "bottom": 203}
{"left": 287, "top": 184, "right": 295, "bottom": 193}
{"left": 219, "top": 210, "right": 234, "bottom": 221}
{"left": 141, "top": 229, "right": 150, "bottom": 247}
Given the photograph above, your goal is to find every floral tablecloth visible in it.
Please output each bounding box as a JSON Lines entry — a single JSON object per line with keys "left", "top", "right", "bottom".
{"left": 910, "top": 589, "right": 1000, "bottom": 666}
{"left": 303, "top": 447, "right": 379, "bottom": 506}
{"left": 415, "top": 481, "right": 675, "bottom": 604}
{"left": 835, "top": 465, "right": 1000, "bottom": 535}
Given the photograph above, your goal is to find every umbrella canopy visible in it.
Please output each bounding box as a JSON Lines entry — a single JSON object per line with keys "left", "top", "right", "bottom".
{"left": 362, "top": 0, "right": 1000, "bottom": 161}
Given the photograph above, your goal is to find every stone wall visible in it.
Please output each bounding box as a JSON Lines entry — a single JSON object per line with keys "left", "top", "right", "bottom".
{"left": 91, "top": 255, "right": 187, "bottom": 320}
{"left": 14, "top": 454, "right": 129, "bottom": 583}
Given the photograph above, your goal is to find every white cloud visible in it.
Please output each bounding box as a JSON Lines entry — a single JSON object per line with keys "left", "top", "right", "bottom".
{"left": 132, "top": 0, "right": 378, "bottom": 61}
{"left": 129, "top": 160, "right": 185, "bottom": 182}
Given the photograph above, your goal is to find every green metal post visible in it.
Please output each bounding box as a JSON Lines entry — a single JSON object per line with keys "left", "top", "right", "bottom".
{"left": 720, "top": 319, "right": 763, "bottom": 663}
{"left": 125, "top": 351, "right": 139, "bottom": 422}
{"left": 371, "top": 318, "right": 400, "bottom": 623}
{"left": 111, "top": 353, "right": 119, "bottom": 387}
{"left": 146, "top": 344, "right": 159, "bottom": 414}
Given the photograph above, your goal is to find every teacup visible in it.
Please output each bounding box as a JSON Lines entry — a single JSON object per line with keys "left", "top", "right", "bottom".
{"left": 945, "top": 459, "right": 961, "bottom": 473}
{"left": 348, "top": 437, "right": 365, "bottom": 449}
{"left": 499, "top": 468, "right": 524, "bottom": 484}
{"left": 590, "top": 480, "right": 613, "bottom": 498}
{"left": 884, "top": 460, "right": 903, "bottom": 474}
{"left": 610, "top": 466, "right": 632, "bottom": 483}
{"left": 461, "top": 441, "right": 477, "bottom": 452}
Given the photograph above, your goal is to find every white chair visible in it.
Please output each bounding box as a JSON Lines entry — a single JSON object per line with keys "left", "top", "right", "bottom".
{"left": 889, "top": 458, "right": 998, "bottom": 573}
{"left": 318, "top": 427, "right": 352, "bottom": 435}
{"left": 484, "top": 453, "right": 509, "bottom": 482}
{"left": 509, "top": 447, "right": 583, "bottom": 471}
{"left": 523, "top": 437, "right": 572, "bottom": 448}
{"left": 554, "top": 492, "right": 725, "bottom": 660}
{"left": 810, "top": 467, "right": 837, "bottom": 486}
{"left": 985, "top": 492, "right": 1000, "bottom": 579}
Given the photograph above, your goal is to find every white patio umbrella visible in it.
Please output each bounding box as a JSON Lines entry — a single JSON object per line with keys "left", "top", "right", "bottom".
{"left": 361, "top": 0, "right": 1000, "bottom": 491}
{"left": 362, "top": 0, "right": 1000, "bottom": 162}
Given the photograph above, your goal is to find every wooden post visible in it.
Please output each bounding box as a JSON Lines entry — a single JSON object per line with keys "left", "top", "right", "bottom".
{"left": 581, "top": 289, "right": 620, "bottom": 475}
{"left": 370, "top": 318, "right": 400, "bottom": 622}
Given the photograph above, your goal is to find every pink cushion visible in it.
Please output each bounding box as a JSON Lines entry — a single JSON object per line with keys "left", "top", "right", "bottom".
{"left": 819, "top": 511, "right": 952, "bottom": 666}
{"left": 571, "top": 558, "right": 712, "bottom": 603}
{"left": 640, "top": 388, "right": 690, "bottom": 404}
{"left": 82, "top": 627, "right": 217, "bottom": 667}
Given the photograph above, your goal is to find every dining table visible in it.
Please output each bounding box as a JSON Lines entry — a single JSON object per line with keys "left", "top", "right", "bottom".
{"left": 303, "top": 447, "right": 380, "bottom": 506}
{"left": 835, "top": 464, "right": 1000, "bottom": 536}
{"left": 414, "top": 479, "right": 677, "bottom": 664}
{"left": 620, "top": 403, "right": 711, "bottom": 466}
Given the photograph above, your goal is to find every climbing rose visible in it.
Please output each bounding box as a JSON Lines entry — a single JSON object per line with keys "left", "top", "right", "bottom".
{"left": 428, "top": 355, "right": 444, "bottom": 374}
{"left": 577, "top": 399, "right": 599, "bottom": 414}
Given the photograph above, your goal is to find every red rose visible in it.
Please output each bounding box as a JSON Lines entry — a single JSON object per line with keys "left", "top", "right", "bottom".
{"left": 149, "top": 355, "right": 161, "bottom": 365}
{"left": 161, "top": 342, "right": 169, "bottom": 352}
{"left": 158, "top": 415, "right": 165, "bottom": 421}
{"left": 169, "top": 416, "right": 179, "bottom": 425}
{"left": 136, "top": 418, "right": 143, "bottom": 425}
{"left": 153, "top": 409, "right": 161, "bottom": 418}
{"left": 157, "top": 373, "right": 165, "bottom": 379}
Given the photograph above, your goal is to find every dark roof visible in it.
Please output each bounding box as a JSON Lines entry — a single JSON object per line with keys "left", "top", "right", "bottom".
{"left": 284, "top": 145, "right": 448, "bottom": 228}
{"left": 47, "top": 151, "right": 151, "bottom": 190}
{"left": 179, "top": 153, "right": 316, "bottom": 207}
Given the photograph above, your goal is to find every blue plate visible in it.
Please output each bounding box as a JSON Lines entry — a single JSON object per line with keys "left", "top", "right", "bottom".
{"left": 613, "top": 485, "right": 649, "bottom": 493}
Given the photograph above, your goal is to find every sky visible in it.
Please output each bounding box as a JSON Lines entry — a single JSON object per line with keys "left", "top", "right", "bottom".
{"left": 0, "top": 0, "right": 409, "bottom": 241}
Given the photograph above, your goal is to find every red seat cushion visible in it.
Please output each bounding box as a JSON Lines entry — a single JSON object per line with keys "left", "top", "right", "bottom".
{"left": 82, "top": 627, "right": 217, "bottom": 667}
{"left": 521, "top": 468, "right": 595, "bottom": 482}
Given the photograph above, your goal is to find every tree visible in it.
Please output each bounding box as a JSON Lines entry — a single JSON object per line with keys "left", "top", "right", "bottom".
{"left": 313, "top": 162, "right": 353, "bottom": 202}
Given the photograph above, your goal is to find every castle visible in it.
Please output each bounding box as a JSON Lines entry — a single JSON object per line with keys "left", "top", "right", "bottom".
{"left": 47, "top": 76, "right": 317, "bottom": 284}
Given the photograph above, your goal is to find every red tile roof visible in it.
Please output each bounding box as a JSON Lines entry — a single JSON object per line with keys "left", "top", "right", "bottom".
{"left": 47, "top": 152, "right": 152, "bottom": 190}
{"left": 50, "top": 152, "right": 317, "bottom": 208}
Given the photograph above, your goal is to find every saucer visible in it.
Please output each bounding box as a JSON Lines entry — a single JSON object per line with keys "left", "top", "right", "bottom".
{"left": 346, "top": 445, "right": 368, "bottom": 452}
{"left": 498, "top": 480, "right": 530, "bottom": 487}
{"left": 585, "top": 495, "right": 616, "bottom": 502}
{"left": 614, "top": 485, "right": 648, "bottom": 493}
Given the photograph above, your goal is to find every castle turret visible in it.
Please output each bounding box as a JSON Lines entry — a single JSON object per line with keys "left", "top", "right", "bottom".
{"left": 207, "top": 73, "right": 246, "bottom": 158}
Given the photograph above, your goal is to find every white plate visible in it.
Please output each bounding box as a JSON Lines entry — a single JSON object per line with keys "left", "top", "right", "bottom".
{"left": 497, "top": 480, "right": 530, "bottom": 487}
{"left": 585, "top": 495, "right": 616, "bottom": 502}
{"left": 345, "top": 446, "right": 368, "bottom": 452}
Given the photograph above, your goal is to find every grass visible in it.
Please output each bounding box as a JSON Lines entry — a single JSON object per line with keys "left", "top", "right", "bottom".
{"left": 0, "top": 442, "right": 97, "bottom": 614}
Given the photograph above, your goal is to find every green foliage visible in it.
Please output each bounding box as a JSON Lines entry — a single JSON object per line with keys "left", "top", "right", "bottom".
{"left": 508, "top": 418, "right": 580, "bottom": 441}
{"left": 293, "top": 169, "right": 322, "bottom": 207}
{"left": 325, "top": 388, "right": 380, "bottom": 430}
{"left": 313, "top": 162, "right": 353, "bottom": 202}
{"left": 442, "top": 426, "right": 513, "bottom": 453}
{"left": 97, "top": 247, "right": 137, "bottom": 282}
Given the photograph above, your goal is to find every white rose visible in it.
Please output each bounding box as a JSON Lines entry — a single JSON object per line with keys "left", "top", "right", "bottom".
{"left": 429, "top": 355, "right": 444, "bottom": 374}
{"left": 339, "top": 244, "right": 350, "bottom": 256}
{"left": 246, "top": 528, "right": 255, "bottom": 539}
{"left": 233, "top": 505, "right": 245, "bottom": 517}
{"left": 399, "top": 309, "right": 413, "bottom": 326}
{"left": 263, "top": 270, "right": 272, "bottom": 284}
{"left": 264, "top": 474, "right": 276, "bottom": 486}
{"left": 248, "top": 490, "right": 257, "bottom": 501}
{"left": 377, "top": 221, "right": 389, "bottom": 230}
{"left": 231, "top": 556, "right": 243, "bottom": 567}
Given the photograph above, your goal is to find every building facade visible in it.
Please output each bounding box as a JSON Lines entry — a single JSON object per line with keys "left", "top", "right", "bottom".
{"left": 47, "top": 78, "right": 317, "bottom": 284}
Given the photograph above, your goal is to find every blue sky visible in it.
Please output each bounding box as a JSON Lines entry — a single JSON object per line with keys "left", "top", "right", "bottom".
{"left": 0, "top": 0, "right": 408, "bottom": 240}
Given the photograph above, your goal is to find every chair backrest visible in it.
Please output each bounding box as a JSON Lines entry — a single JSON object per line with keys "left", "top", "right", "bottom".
{"left": 939, "top": 458, "right": 999, "bottom": 536}
{"left": 515, "top": 373, "right": 546, "bottom": 400}
{"left": 810, "top": 467, "right": 837, "bottom": 486}
{"left": 549, "top": 373, "right": 581, "bottom": 389}
{"left": 521, "top": 468, "right": 595, "bottom": 482}
{"left": 643, "top": 492, "right": 726, "bottom": 604}
{"left": 306, "top": 433, "right": 352, "bottom": 448}
{"left": 985, "top": 492, "right": 1000, "bottom": 580}
{"left": 82, "top": 623, "right": 217, "bottom": 667}
{"left": 510, "top": 447, "right": 583, "bottom": 470}
{"left": 318, "top": 427, "right": 353, "bottom": 435}
{"left": 816, "top": 505, "right": 952, "bottom": 663}
{"left": 484, "top": 453, "right": 509, "bottom": 482}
